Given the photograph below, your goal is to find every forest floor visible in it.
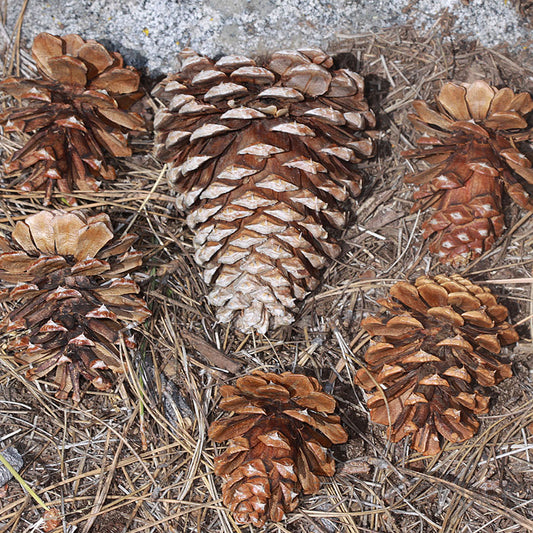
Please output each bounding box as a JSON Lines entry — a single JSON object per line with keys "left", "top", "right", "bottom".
{"left": 1, "top": 3, "right": 533, "bottom": 533}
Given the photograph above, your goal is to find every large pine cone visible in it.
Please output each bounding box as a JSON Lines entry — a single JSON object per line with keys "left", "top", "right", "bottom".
{"left": 0, "top": 32, "right": 145, "bottom": 205}
{"left": 208, "top": 371, "right": 347, "bottom": 527}
{"left": 153, "top": 48, "right": 375, "bottom": 333}
{"left": 403, "top": 81, "right": 533, "bottom": 266}
{"left": 355, "top": 274, "right": 518, "bottom": 455}
{"left": 0, "top": 210, "right": 151, "bottom": 401}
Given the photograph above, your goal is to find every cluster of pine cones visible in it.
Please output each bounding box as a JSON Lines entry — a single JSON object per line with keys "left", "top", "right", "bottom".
{"left": 0, "top": 32, "right": 531, "bottom": 528}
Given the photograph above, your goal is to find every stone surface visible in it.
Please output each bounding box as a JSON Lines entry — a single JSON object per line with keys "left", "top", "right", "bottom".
{"left": 0, "top": 446, "right": 23, "bottom": 485}
{"left": 5, "top": 0, "right": 532, "bottom": 76}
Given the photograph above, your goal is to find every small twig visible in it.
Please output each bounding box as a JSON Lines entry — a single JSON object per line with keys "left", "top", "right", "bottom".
{"left": 181, "top": 331, "right": 242, "bottom": 374}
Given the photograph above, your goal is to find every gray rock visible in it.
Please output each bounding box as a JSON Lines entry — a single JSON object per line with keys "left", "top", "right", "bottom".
{"left": 5, "top": 0, "right": 532, "bottom": 76}
{"left": 0, "top": 446, "right": 23, "bottom": 485}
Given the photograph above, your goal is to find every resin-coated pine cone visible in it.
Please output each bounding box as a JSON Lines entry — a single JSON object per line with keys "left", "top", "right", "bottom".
{"left": 208, "top": 371, "right": 348, "bottom": 527}
{"left": 153, "top": 48, "right": 375, "bottom": 333}
{"left": 403, "top": 81, "right": 533, "bottom": 266}
{"left": 0, "top": 210, "right": 151, "bottom": 401}
{"left": 0, "top": 32, "right": 145, "bottom": 205}
{"left": 355, "top": 274, "right": 518, "bottom": 455}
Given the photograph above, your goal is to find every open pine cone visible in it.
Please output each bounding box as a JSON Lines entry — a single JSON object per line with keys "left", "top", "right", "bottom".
{"left": 403, "top": 81, "right": 533, "bottom": 265}
{"left": 0, "top": 32, "right": 145, "bottom": 205}
{"left": 208, "top": 371, "right": 347, "bottom": 527}
{"left": 0, "top": 210, "right": 151, "bottom": 401}
{"left": 153, "top": 48, "right": 375, "bottom": 333}
{"left": 355, "top": 274, "right": 518, "bottom": 455}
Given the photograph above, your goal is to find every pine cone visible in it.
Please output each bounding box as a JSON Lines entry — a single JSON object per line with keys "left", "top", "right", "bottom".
{"left": 403, "top": 81, "right": 533, "bottom": 266}
{"left": 208, "top": 370, "right": 348, "bottom": 527}
{"left": 0, "top": 210, "right": 151, "bottom": 401}
{"left": 153, "top": 48, "right": 375, "bottom": 333}
{"left": 0, "top": 32, "right": 145, "bottom": 205}
{"left": 354, "top": 274, "right": 518, "bottom": 455}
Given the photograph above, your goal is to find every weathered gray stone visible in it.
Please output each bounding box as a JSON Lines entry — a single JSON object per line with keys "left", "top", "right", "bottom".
{"left": 5, "top": 0, "right": 531, "bottom": 76}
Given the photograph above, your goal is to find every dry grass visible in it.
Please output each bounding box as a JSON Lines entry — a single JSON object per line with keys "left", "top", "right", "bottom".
{"left": 1, "top": 5, "right": 533, "bottom": 533}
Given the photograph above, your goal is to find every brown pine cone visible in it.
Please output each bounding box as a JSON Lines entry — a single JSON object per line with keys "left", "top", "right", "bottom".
{"left": 153, "top": 48, "right": 376, "bottom": 333}
{"left": 0, "top": 210, "right": 151, "bottom": 401}
{"left": 208, "top": 370, "right": 347, "bottom": 527}
{"left": 354, "top": 274, "right": 518, "bottom": 455}
{"left": 403, "top": 81, "right": 533, "bottom": 266}
{"left": 0, "top": 32, "right": 146, "bottom": 205}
